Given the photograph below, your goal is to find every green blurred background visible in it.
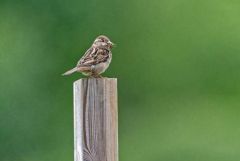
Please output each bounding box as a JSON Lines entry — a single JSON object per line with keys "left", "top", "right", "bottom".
{"left": 1, "top": 0, "right": 240, "bottom": 161}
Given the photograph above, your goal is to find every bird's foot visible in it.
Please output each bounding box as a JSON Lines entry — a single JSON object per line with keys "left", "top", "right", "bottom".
{"left": 96, "top": 75, "right": 104, "bottom": 78}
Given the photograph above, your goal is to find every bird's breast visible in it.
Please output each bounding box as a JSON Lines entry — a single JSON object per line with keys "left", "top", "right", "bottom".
{"left": 94, "top": 55, "right": 112, "bottom": 74}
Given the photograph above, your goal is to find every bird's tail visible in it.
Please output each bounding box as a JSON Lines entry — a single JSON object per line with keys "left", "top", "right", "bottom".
{"left": 62, "top": 67, "right": 78, "bottom": 76}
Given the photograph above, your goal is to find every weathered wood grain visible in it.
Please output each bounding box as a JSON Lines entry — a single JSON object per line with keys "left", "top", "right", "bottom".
{"left": 74, "top": 78, "right": 118, "bottom": 161}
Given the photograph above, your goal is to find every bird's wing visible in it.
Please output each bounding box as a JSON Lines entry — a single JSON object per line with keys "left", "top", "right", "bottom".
{"left": 93, "top": 49, "right": 110, "bottom": 64}
{"left": 77, "top": 48, "right": 109, "bottom": 67}
{"left": 77, "top": 47, "right": 96, "bottom": 66}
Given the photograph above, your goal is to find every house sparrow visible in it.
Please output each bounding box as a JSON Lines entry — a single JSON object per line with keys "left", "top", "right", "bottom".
{"left": 62, "top": 35, "right": 114, "bottom": 77}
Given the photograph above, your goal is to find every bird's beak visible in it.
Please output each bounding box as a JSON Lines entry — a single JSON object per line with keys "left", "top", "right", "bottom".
{"left": 109, "top": 41, "right": 115, "bottom": 47}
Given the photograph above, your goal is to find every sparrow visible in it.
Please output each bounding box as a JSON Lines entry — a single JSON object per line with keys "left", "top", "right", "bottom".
{"left": 62, "top": 35, "right": 114, "bottom": 77}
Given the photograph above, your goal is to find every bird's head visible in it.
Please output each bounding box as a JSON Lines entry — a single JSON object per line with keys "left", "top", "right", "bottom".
{"left": 93, "top": 35, "right": 115, "bottom": 49}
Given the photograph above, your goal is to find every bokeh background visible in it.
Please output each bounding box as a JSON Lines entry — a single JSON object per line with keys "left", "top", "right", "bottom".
{"left": 1, "top": 0, "right": 240, "bottom": 161}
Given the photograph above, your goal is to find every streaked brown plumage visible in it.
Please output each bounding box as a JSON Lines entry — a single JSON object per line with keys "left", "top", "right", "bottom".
{"left": 62, "top": 35, "right": 114, "bottom": 77}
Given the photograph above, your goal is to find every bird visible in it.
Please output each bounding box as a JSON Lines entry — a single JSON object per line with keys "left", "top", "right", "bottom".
{"left": 62, "top": 35, "right": 114, "bottom": 78}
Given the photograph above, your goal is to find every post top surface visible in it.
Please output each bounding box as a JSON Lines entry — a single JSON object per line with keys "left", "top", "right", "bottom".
{"left": 74, "top": 78, "right": 117, "bottom": 84}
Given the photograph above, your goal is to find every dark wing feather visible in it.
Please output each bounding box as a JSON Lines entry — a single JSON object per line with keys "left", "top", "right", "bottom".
{"left": 94, "top": 49, "right": 110, "bottom": 64}
{"left": 77, "top": 48, "right": 109, "bottom": 67}
{"left": 77, "top": 47, "right": 96, "bottom": 66}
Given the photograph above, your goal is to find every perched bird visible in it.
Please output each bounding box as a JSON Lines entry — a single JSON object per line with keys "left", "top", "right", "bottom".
{"left": 62, "top": 35, "right": 114, "bottom": 77}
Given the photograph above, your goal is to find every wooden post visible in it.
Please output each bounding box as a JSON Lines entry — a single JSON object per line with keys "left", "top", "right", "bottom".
{"left": 73, "top": 78, "right": 118, "bottom": 161}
